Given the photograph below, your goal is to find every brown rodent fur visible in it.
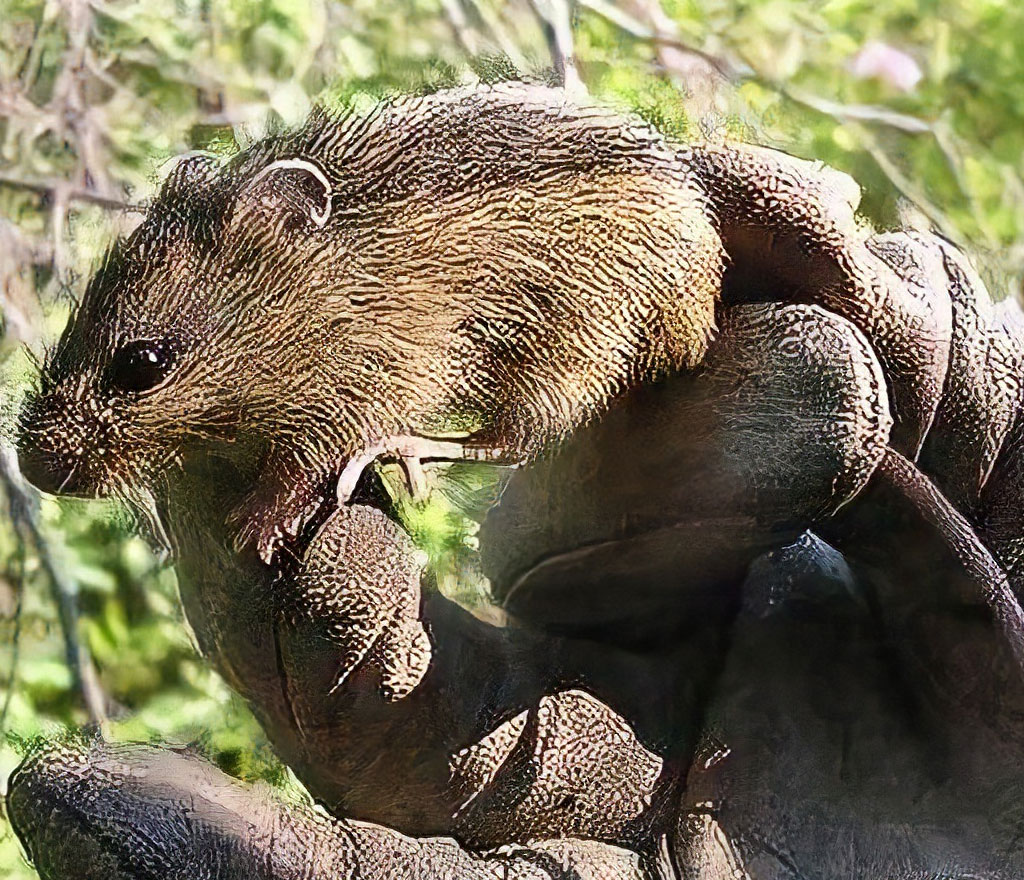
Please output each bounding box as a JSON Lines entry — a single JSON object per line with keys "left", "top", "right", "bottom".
{"left": 19, "top": 82, "right": 724, "bottom": 560}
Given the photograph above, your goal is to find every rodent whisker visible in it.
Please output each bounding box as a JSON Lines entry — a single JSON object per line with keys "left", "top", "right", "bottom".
{"left": 118, "top": 480, "right": 172, "bottom": 562}
{"left": 22, "top": 347, "right": 43, "bottom": 374}
{"left": 55, "top": 463, "right": 80, "bottom": 495}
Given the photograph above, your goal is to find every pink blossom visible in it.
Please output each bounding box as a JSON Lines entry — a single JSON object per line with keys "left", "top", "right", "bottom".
{"left": 850, "top": 40, "right": 923, "bottom": 93}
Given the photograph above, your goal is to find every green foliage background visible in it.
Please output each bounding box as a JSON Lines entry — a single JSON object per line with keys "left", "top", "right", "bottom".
{"left": 0, "top": 1, "right": 1022, "bottom": 876}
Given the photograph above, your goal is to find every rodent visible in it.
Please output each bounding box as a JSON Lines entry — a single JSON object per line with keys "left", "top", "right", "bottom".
{"left": 18, "top": 81, "right": 726, "bottom": 563}
{"left": 18, "top": 80, "right": 1024, "bottom": 666}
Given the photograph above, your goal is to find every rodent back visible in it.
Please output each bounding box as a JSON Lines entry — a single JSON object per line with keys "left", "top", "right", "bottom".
{"left": 219, "top": 83, "right": 724, "bottom": 449}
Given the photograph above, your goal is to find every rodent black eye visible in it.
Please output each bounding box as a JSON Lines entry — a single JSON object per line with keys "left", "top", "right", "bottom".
{"left": 108, "top": 340, "right": 177, "bottom": 393}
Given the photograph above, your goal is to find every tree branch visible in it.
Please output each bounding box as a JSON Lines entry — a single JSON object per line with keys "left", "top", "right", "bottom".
{"left": 577, "top": 0, "right": 749, "bottom": 81}
{"left": 0, "top": 174, "right": 137, "bottom": 212}
{"left": 0, "top": 447, "right": 108, "bottom": 726}
{"left": 0, "top": 540, "right": 26, "bottom": 735}
{"left": 440, "top": 0, "right": 483, "bottom": 58}
{"left": 529, "top": 0, "right": 583, "bottom": 92}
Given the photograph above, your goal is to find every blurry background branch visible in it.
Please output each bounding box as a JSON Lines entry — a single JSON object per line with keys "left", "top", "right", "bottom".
{"left": 1, "top": 1, "right": 1023, "bottom": 877}
{"left": 0, "top": 174, "right": 135, "bottom": 211}
{"left": 529, "top": 0, "right": 582, "bottom": 91}
{"left": 0, "top": 448, "right": 107, "bottom": 728}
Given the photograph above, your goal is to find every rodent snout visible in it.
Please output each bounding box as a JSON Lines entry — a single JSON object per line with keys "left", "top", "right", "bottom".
{"left": 17, "top": 442, "right": 82, "bottom": 496}
{"left": 16, "top": 394, "right": 91, "bottom": 496}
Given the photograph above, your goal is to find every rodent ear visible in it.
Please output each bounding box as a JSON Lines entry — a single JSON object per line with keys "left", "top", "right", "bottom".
{"left": 239, "top": 158, "right": 333, "bottom": 230}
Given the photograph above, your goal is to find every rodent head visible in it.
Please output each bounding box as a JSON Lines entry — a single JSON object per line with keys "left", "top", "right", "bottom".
{"left": 18, "top": 151, "right": 338, "bottom": 498}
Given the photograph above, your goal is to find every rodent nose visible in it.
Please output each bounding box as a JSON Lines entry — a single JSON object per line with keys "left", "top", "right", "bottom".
{"left": 16, "top": 442, "right": 79, "bottom": 496}
{"left": 16, "top": 398, "right": 82, "bottom": 496}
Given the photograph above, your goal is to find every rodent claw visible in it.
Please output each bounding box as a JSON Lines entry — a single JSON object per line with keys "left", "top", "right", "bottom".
{"left": 230, "top": 516, "right": 282, "bottom": 565}
{"left": 336, "top": 434, "right": 521, "bottom": 506}
{"left": 228, "top": 491, "right": 313, "bottom": 566}
{"left": 400, "top": 457, "right": 429, "bottom": 500}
